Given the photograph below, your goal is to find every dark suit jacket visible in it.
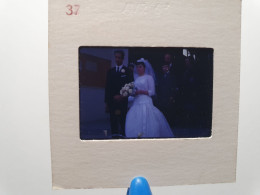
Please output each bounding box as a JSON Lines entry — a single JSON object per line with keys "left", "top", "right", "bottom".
{"left": 105, "top": 66, "right": 133, "bottom": 110}
{"left": 156, "top": 71, "right": 178, "bottom": 109}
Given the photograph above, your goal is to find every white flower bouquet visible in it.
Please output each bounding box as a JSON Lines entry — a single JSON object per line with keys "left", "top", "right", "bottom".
{"left": 120, "top": 82, "right": 135, "bottom": 97}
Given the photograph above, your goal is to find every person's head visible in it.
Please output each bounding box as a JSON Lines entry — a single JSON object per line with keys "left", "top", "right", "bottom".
{"left": 128, "top": 63, "right": 135, "bottom": 72}
{"left": 162, "top": 65, "right": 170, "bottom": 74}
{"left": 164, "top": 53, "right": 172, "bottom": 65}
{"left": 136, "top": 62, "right": 146, "bottom": 76}
{"left": 184, "top": 56, "right": 194, "bottom": 68}
{"left": 114, "top": 50, "right": 125, "bottom": 66}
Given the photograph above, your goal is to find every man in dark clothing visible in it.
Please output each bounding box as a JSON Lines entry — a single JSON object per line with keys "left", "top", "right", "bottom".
{"left": 105, "top": 50, "right": 133, "bottom": 138}
{"left": 156, "top": 64, "right": 178, "bottom": 128}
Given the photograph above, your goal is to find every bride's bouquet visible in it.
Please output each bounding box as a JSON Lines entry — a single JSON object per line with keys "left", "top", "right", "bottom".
{"left": 120, "top": 82, "right": 135, "bottom": 97}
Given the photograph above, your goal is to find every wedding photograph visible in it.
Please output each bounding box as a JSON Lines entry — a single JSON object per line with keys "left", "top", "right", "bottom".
{"left": 79, "top": 47, "right": 213, "bottom": 139}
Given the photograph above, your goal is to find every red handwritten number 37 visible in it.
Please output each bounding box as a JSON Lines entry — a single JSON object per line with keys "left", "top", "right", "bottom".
{"left": 66, "top": 4, "right": 80, "bottom": 15}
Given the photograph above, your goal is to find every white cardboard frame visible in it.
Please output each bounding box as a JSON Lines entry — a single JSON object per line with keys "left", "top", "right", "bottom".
{"left": 49, "top": 0, "right": 241, "bottom": 189}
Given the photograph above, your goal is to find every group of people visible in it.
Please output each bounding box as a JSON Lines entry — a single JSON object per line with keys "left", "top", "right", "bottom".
{"left": 105, "top": 50, "right": 197, "bottom": 139}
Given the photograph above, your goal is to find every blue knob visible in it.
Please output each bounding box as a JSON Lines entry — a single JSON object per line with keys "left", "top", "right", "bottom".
{"left": 127, "top": 176, "right": 152, "bottom": 195}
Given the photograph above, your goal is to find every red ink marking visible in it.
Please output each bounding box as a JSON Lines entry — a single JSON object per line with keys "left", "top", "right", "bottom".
{"left": 74, "top": 5, "right": 80, "bottom": 15}
{"left": 66, "top": 4, "right": 80, "bottom": 15}
{"left": 66, "top": 4, "right": 73, "bottom": 15}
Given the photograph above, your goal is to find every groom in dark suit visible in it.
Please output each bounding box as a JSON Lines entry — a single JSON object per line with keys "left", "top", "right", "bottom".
{"left": 105, "top": 50, "right": 133, "bottom": 138}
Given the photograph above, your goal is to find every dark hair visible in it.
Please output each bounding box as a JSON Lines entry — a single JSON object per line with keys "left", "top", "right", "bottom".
{"left": 185, "top": 56, "right": 195, "bottom": 64}
{"left": 164, "top": 52, "right": 172, "bottom": 59}
{"left": 136, "top": 62, "right": 145, "bottom": 68}
{"left": 128, "top": 63, "right": 135, "bottom": 68}
{"left": 114, "top": 50, "right": 125, "bottom": 59}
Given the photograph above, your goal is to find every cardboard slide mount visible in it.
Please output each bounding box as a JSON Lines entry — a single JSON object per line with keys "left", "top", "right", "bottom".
{"left": 49, "top": 0, "right": 241, "bottom": 189}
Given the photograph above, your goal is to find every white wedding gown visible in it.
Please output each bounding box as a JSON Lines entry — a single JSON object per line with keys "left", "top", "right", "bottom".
{"left": 125, "top": 75, "right": 174, "bottom": 138}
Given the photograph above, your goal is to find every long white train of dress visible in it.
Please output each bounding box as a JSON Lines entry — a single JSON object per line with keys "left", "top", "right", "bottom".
{"left": 125, "top": 75, "right": 174, "bottom": 138}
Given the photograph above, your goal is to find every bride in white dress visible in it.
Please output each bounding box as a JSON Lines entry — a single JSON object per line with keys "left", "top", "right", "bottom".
{"left": 125, "top": 58, "right": 174, "bottom": 138}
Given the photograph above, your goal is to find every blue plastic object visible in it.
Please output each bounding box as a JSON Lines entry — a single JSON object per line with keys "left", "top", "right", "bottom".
{"left": 127, "top": 176, "right": 152, "bottom": 195}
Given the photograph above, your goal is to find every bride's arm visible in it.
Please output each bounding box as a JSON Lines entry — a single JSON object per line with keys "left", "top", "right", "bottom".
{"left": 147, "top": 75, "right": 155, "bottom": 96}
